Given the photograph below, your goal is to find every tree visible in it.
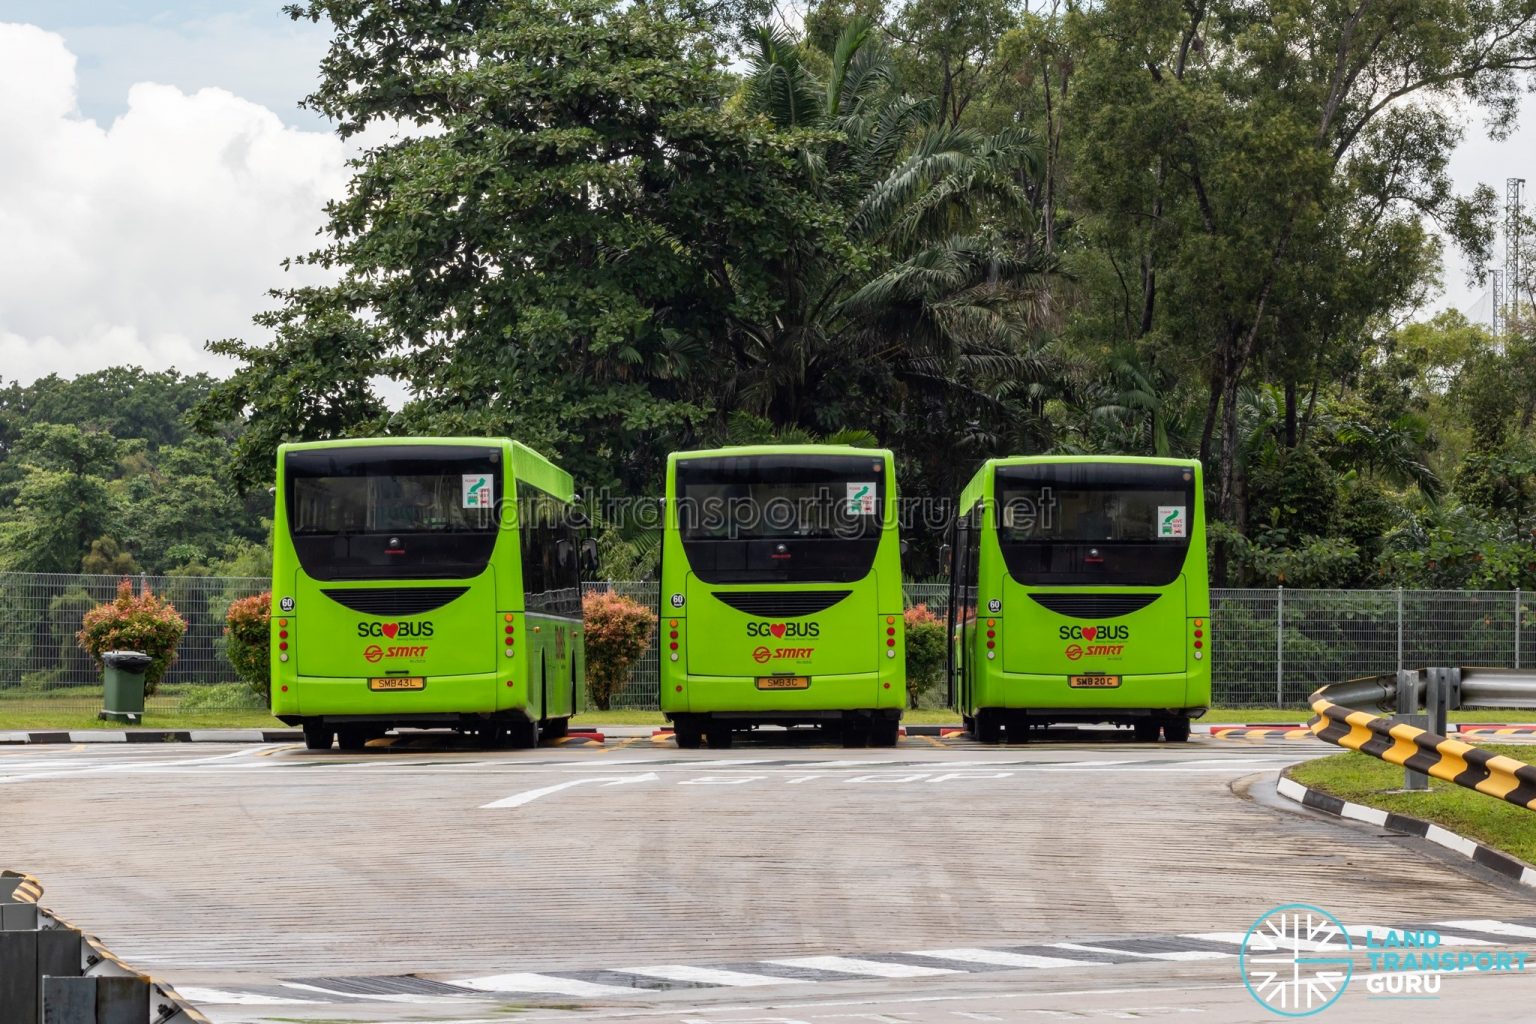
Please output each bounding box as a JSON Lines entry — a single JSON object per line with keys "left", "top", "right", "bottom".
{"left": 0, "top": 425, "right": 122, "bottom": 574}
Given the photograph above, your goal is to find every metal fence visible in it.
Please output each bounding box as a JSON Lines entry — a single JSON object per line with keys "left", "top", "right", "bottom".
{"left": 2, "top": 571, "right": 1532, "bottom": 714}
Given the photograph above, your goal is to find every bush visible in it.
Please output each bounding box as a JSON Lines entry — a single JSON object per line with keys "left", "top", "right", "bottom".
{"left": 225, "top": 592, "right": 272, "bottom": 700}
{"left": 76, "top": 578, "right": 188, "bottom": 696}
{"left": 904, "top": 603, "right": 947, "bottom": 708}
{"left": 582, "top": 590, "right": 654, "bottom": 711}
{"left": 49, "top": 589, "right": 96, "bottom": 680}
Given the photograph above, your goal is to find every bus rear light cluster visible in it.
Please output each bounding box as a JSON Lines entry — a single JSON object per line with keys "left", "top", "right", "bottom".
{"left": 1193, "top": 618, "right": 1205, "bottom": 660}
{"left": 670, "top": 618, "right": 681, "bottom": 661}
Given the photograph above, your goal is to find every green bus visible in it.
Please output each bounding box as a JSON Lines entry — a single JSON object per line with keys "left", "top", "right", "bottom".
{"left": 948, "top": 456, "right": 1209, "bottom": 743}
{"left": 659, "top": 445, "right": 907, "bottom": 748}
{"left": 270, "top": 438, "right": 586, "bottom": 751}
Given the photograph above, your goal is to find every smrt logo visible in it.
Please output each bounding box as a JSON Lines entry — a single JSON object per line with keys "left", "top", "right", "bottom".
{"left": 1058, "top": 624, "right": 1129, "bottom": 641}
{"left": 1065, "top": 642, "right": 1126, "bottom": 658}
{"left": 754, "top": 646, "right": 814, "bottom": 661}
{"left": 747, "top": 621, "right": 820, "bottom": 639}
{"left": 366, "top": 644, "right": 429, "bottom": 660}
{"left": 357, "top": 621, "right": 435, "bottom": 639}
{"left": 364, "top": 644, "right": 384, "bottom": 663}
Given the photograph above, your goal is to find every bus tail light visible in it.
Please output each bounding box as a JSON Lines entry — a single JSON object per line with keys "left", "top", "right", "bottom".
{"left": 1192, "top": 618, "right": 1205, "bottom": 661}
{"left": 501, "top": 612, "right": 518, "bottom": 657}
{"left": 884, "top": 614, "right": 900, "bottom": 657}
{"left": 669, "top": 618, "right": 682, "bottom": 662}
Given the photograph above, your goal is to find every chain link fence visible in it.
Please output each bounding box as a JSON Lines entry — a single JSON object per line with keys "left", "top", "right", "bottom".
{"left": 3, "top": 572, "right": 1532, "bottom": 714}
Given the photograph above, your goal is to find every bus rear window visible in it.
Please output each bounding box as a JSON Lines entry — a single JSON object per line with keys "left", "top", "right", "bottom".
{"left": 994, "top": 463, "right": 1195, "bottom": 586}
{"left": 675, "top": 454, "right": 887, "bottom": 584}
{"left": 284, "top": 446, "right": 502, "bottom": 581}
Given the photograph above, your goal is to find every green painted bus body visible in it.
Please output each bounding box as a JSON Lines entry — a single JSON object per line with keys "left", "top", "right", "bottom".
{"left": 659, "top": 445, "right": 906, "bottom": 741}
{"left": 950, "top": 456, "right": 1210, "bottom": 730}
{"left": 270, "top": 437, "right": 584, "bottom": 741}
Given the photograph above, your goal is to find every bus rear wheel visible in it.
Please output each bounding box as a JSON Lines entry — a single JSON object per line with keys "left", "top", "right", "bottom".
{"left": 1163, "top": 716, "right": 1192, "bottom": 743}
{"left": 541, "top": 717, "right": 570, "bottom": 740}
{"left": 973, "top": 709, "right": 1003, "bottom": 744}
{"left": 674, "top": 722, "right": 703, "bottom": 749}
{"left": 869, "top": 717, "right": 899, "bottom": 748}
{"left": 506, "top": 719, "right": 539, "bottom": 749}
{"left": 1133, "top": 719, "right": 1160, "bottom": 742}
{"left": 706, "top": 724, "right": 734, "bottom": 749}
{"left": 302, "top": 724, "right": 334, "bottom": 751}
{"left": 336, "top": 726, "right": 368, "bottom": 751}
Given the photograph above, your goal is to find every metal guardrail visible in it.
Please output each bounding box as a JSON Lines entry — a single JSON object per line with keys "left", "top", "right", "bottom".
{"left": 1307, "top": 668, "right": 1536, "bottom": 810}
{"left": 0, "top": 869, "right": 208, "bottom": 1024}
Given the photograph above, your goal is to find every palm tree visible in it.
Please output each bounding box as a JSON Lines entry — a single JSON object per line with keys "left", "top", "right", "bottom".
{"left": 716, "top": 19, "right": 1061, "bottom": 448}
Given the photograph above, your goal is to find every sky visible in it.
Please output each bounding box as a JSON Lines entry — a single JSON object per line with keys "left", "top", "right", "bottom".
{"left": 0, "top": 2, "right": 1531, "bottom": 387}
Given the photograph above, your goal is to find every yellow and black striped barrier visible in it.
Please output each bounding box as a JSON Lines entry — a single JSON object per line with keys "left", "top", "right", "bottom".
{"left": 1307, "top": 689, "right": 1536, "bottom": 811}
{"left": 1, "top": 869, "right": 43, "bottom": 904}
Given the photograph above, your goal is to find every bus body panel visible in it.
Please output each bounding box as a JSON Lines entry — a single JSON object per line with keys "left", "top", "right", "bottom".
{"left": 659, "top": 445, "right": 905, "bottom": 726}
{"left": 270, "top": 436, "right": 584, "bottom": 732}
{"left": 951, "top": 455, "right": 1211, "bottom": 724}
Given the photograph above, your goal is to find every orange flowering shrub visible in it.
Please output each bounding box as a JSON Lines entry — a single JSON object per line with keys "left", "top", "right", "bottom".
{"left": 77, "top": 579, "right": 189, "bottom": 695}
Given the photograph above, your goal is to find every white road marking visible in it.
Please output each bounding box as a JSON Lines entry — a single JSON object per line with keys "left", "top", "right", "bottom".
{"left": 908, "top": 948, "right": 1095, "bottom": 969}
{"left": 481, "top": 772, "right": 658, "bottom": 808}
{"left": 1049, "top": 941, "right": 1231, "bottom": 962}
{"left": 765, "top": 956, "right": 960, "bottom": 978}
{"left": 281, "top": 983, "right": 467, "bottom": 1004}
{"left": 174, "top": 987, "right": 326, "bottom": 1006}
{"left": 1436, "top": 920, "right": 1536, "bottom": 940}
{"left": 620, "top": 965, "right": 787, "bottom": 987}
{"left": 450, "top": 973, "right": 644, "bottom": 997}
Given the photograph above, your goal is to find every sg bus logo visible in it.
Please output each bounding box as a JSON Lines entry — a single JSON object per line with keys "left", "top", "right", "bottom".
{"left": 746, "top": 621, "right": 821, "bottom": 638}
{"left": 1058, "top": 624, "right": 1129, "bottom": 641}
{"left": 357, "top": 621, "right": 436, "bottom": 638}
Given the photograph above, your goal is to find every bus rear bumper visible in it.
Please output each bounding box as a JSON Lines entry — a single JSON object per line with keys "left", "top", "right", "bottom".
{"left": 662, "top": 671, "right": 904, "bottom": 716}
{"left": 272, "top": 672, "right": 533, "bottom": 722}
{"left": 978, "top": 670, "right": 1210, "bottom": 714}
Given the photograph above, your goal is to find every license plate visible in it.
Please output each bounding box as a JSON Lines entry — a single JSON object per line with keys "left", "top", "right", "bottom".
{"left": 756, "top": 676, "right": 811, "bottom": 690}
{"left": 1069, "top": 674, "right": 1120, "bottom": 688}
{"left": 369, "top": 677, "right": 425, "bottom": 691}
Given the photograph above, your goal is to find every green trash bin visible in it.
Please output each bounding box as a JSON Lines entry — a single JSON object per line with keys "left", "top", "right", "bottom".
{"left": 100, "top": 651, "right": 153, "bottom": 724}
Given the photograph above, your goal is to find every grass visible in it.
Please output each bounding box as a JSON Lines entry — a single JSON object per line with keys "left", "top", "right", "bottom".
{"left": 1289, "top": 744, "right": 1536, "bottom": 865}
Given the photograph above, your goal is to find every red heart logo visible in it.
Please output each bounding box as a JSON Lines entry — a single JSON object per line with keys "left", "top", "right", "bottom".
{"left": 1082, "top": 626, "right": 1097, "bottom": 641}
{"left": 769, "top": 623, "right": 786, "bottom": 638}
{"left": 382, "top": 623, "right": 399, "bottom": 639}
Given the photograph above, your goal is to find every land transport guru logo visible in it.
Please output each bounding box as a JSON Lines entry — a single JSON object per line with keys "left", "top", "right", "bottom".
{"left": 1240, "top": 903, "right": 1529, "bottom": 1016}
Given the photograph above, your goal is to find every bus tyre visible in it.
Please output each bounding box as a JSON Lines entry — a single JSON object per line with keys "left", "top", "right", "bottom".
{"left": 541, "top": 718, "right": 569, "bottom": 741}
{"left": 508, "top": 719, "right": 539, "bottom": 749}
{"left": 1133, "top": 719, "right": 1160, "bottom": 742}
{"left": 974, "top": 710, "right": 1003, "bottom": 744}
{"left": 706, "top": 725, "right": 734, "bottom": 750}
{"left": 674, "top": 722, "right": 703, "bottom": 749}
{"left": 1163, "top": 717, "right": 1192, "bottom": 743}
{"left": 1003, "top": 712, "right": 1031, "bottom": 743}
{"left": 869, "top": 717, "right": 899, "bottom": 748}
{"left": 302, "top": 724, "right": 334, "bottom": 751}
{"left": 336, "top": 727, "right": 368, "bottom": 751}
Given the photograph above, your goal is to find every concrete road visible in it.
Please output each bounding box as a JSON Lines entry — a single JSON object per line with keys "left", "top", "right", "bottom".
{"left": 3, "top": 730, "right": 1533, "bottom": 1022}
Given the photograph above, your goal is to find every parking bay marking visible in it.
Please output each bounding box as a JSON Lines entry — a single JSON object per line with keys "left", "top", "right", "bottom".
{"left": 481, "top": 772, "right": 659, "bottom": 808}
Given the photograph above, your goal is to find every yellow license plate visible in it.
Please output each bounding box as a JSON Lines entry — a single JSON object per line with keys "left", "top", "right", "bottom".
{"left": 369, "top": 677, "right": 426, "bottom": 691}
{"left": 1069, "top": 675, "right": 1120, "bottom": 688}
{"left": 756, "top": 676, "right": 811, "bottom": 690}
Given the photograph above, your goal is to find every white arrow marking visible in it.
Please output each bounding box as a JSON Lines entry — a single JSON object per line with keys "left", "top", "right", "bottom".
{"left": 481, "top": 772, "right": 657, "bottom": 808}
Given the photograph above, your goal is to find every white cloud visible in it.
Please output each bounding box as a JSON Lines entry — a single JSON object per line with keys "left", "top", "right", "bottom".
{"left": 0, "top": 21, "right": 347, "bottom": 385}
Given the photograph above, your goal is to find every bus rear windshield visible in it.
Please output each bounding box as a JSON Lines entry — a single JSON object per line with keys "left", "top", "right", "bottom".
{"left": 994, "top": 463, "right": 1195, "bottom": 586}
{"left": 285, "top": 446, "right": 502, "bottom": 581}
{"left": 675, "top": 454, "right": 887, "bottom": 584}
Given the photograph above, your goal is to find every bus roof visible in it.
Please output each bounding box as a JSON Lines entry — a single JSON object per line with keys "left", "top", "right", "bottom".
{"left": 959, "top": 455, "right": 1201, "bottom": 508}
{"left": 669, "top": 444, "right": 894, "bottom": 464}
{"left": 277, "top": 436, "right": 574, "bottom": 502}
